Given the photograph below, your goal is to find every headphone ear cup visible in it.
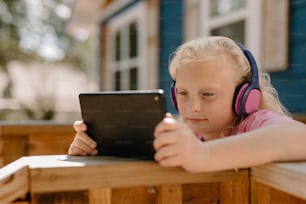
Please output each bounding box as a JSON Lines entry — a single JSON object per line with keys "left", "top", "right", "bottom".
{"left": 170, "top": 82, "right": 178, "bottom": 111}
{"left": 234, "top": 83, "right": 249, "bottom": 116}
{"left": 234, "top": 83, "right": 261, "bottom": 116}
{"left": 243, "top": 88, "right": 261, "bottom": 115}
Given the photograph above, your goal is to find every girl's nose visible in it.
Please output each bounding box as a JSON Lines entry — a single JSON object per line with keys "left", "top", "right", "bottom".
{"left": 190, "top": 96, "right": 202, "bottom": 112}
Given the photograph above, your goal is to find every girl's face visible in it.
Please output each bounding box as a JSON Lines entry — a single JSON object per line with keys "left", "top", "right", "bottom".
{"left": 175, "top": 58, "right": 238, "bottom": 140}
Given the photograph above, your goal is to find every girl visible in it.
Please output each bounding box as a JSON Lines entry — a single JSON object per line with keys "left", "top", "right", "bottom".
{"left": 68, "top": 36, "right": 306, "bottom": 172}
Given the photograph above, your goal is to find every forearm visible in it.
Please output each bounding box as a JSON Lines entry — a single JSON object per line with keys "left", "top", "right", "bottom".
{"left": 199, "top": 122, "right": 306, "bottom": 172}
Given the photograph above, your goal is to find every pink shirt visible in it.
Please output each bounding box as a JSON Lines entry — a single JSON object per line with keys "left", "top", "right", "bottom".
{"left": 236, "top": 109, "right": 295, "bottom": 134}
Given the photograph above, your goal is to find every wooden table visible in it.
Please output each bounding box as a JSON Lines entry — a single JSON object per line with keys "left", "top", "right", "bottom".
{"left": 0, "top": 155, "right": 249, "bottom": 204}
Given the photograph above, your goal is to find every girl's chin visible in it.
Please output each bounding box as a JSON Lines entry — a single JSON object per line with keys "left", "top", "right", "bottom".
{"left": 189, "top": 127, "right": 220, "bottom": 138}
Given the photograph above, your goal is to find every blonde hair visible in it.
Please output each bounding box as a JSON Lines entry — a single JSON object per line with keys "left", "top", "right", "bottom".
{"left": 169, "top": 36, "right": 289, "bottom": 116}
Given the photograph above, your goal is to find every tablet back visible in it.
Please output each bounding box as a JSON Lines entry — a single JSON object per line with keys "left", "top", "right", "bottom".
{"left": 79, "top": 89, "right": 166, "bottom": 160}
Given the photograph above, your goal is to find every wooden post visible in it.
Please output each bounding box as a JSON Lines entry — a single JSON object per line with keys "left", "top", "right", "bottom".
{"left": 0, "top": 166, "right": 29, "bottom": 203}
{"left": 220, "top": 178, "right": 249, "bottom": 204}
{"left": 89, "top": 188, "right": 111, "bottom": 204}
{"left": 158, "top": 184, "right": 182, "bottom": 204}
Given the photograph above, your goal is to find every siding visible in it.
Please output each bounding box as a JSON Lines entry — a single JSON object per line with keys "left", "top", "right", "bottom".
{"left": 159, "top": 0, "right": 183, "bottom": 113}
{"left": 270, "top": 0, "right": 306, "bottom": 114}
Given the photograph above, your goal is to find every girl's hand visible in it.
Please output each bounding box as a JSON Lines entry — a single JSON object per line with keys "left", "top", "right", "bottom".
{"left": 153, "top": 113, "right": 207, "bottom": 172}
{"left": 68, "top": 121, "right": 98, "bottom": 156}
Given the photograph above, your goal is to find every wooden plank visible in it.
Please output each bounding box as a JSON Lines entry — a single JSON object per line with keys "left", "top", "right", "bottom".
{"left": 0, "top": 123, "right": 74, "bottom": 135}
{"left": 0, "top": 166, "right": 29, "bottom": 204}
{"left": 219, "top": 178, "right": 249, "bottom": 204}
{"left": 31, "top": 191, "right": 88, "bottom": 204}
{"left": 158, "top": 184, "right": 182, "bottom": 204}
{"left": 28, "top": 155, "right": 248, "bottom": 193}
{"left": 111, "top": 186, "right": 158, "bottom": 204}
{"left": 0, "top": 123, "right": 74, "bottom": 166}
{"left": 293, "top": 115, "right": 306, "bottom": 124}
{"left": 0, "top": 125, "right": 4, "bottom": 167}
{"left": 182, "top": 183, "right": 219, "bottom": 203}
{"left": 89, "top": 188, "right": 111, "bottom": 204}
{"left": 251, "top": 179, "right": 306, "bottom": 204}
{"left": 1, "top": 135, "right": 28, "bottom": 167}
{"left": 28, "top": 134, "right": 74, "bottom": 155}
{"left": 252, "top": 162, "right": 306, "bottom": 200}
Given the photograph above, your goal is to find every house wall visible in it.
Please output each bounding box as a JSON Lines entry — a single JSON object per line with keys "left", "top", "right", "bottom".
{"left": 159, "top": 0, "right": 183, "bottom": 113}
{"left": 270, "top": 0, "right": 306, "bottom": 114}
{"left": 98, "top": 0, "right": 305, "bottom": 114}
{"left": 159, "top": 0, "right": 306, "bottom": 115}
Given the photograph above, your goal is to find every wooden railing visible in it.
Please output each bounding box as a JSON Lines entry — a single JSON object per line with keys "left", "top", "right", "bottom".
{"left": 0, "top": 121, "right": 75, "bottom": 166}
{"left": 1, "top": 118, "right": 306, "bottom": 204}
{"left": 0, "top": 155, "right": 250, "bottom": 204}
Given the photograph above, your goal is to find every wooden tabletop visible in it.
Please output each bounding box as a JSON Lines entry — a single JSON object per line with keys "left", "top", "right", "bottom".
{"left": 252, "top": 162, "right": 306, "bottom": 200}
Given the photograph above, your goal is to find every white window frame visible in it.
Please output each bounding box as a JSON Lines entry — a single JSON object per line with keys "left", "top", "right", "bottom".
{"left": 199, "top": 0, "right": 263, "bottom": 67}
{"left": 106, "top": 1, "right": 147, "bottom": 90}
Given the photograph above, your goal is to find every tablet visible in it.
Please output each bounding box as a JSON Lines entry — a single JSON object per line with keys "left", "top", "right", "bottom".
{"left": 79, "top": 89, "right": 166, "bottom": 160}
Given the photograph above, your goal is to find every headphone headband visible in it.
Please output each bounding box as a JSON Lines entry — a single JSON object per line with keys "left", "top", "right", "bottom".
{"left": 235, "top": 42, "right": 260, "bottom": 89}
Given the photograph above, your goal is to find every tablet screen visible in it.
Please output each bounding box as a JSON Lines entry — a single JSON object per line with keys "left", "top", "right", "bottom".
{"left": 79, "top": 89, "right": 166, "bottom": 160}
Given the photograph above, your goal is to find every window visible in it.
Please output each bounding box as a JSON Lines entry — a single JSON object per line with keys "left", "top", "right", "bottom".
{"left": 107, "top": 2, "right": 146, "bottom": 90}
{"left": 185, "top": 0, "right": 289, "bottom": 71}
{"left": 200, "top": 0, "right": 262, "bottom": 63}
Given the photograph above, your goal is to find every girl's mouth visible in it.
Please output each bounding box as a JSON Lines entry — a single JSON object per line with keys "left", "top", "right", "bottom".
{"left": 187, "top": 118, "right": 207, "bottom": 123}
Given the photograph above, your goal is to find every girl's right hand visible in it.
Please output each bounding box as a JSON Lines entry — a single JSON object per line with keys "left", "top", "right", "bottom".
{"left": 68, "top": 121, "right": 98, "bottom": 156}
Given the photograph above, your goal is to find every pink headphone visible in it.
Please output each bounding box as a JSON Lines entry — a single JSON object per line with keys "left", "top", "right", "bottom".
{"left": 170, "top": 42, "right": 262, "bottom": 117}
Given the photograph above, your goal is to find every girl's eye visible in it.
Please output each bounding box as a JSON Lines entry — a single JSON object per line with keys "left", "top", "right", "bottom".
{"left": 177, "top": 91, "right": 187, "bottom": 96}
{"left": 202, "top": 92, "right": 215, "bottom": 97}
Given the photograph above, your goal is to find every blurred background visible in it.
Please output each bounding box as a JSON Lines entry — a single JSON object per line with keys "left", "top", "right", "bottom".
{"left": 0, "top": 0, "right": 99, "bottom": 121}
{"left": 1, "top": 0, "right": 306, "bottom": 121}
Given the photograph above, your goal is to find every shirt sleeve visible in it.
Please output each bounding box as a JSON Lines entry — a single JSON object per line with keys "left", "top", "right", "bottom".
{"left": 237, "top": 109, "right": 296, "bottom": 133}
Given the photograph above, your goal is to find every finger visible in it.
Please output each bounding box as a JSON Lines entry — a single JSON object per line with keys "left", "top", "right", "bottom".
{"left": 154, "top": 116, "right": 178, "bottom": 138}
{"left": 158, "top": 154, "right": 181, "bottom": 168}
{"left": 164, "top": 112, "right": 173, "bottom": 118}
{"left": 68, "top": 144, "right": 87, "bottom": 156}
{"left": 154, "top": 144, "right": 178, "bottom": 162}
{"left": 69, "top": 133, "right": 97, "bottom": 155}
{"left": 69, "top": 139, "right": 97, "bottom": 156}
{"left": 76, "top": 131, "right": 97, "bottom": 149}
{"left": 153, "top": 132, "right": 178, "bottom": 151}
{"left": 73, "top": 121, "right": 87, "bottom": 132}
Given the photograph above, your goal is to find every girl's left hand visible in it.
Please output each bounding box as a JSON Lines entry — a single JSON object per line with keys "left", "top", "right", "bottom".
{"left": 153, "top": 113, "right": 207, "bottom": 172}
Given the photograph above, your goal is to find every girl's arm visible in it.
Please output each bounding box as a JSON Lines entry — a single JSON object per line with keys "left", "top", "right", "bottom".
{"left": 154, "top": 116, "right": 306, "bottom": 172}
{"left": 200, "top": 122, "right": 306, "bottom": 172}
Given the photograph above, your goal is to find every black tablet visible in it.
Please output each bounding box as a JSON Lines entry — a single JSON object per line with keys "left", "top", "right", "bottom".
{"left": 79, "top": 89, "right": 166, "bottom": 160}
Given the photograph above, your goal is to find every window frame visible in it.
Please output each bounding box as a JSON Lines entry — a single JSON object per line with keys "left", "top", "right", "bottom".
{"left": 199, "top": 0, "right": 262, "bottom": 66}
{"left": 106, "top": 1, "right": 147, "bottom": 90}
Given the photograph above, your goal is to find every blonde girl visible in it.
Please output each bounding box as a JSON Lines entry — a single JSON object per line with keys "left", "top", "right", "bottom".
{"left": 153, "top": 36, "right": 306, "bottom": 172}
{"left": 69, "top": 36, "right": 306, "bottom": 173}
